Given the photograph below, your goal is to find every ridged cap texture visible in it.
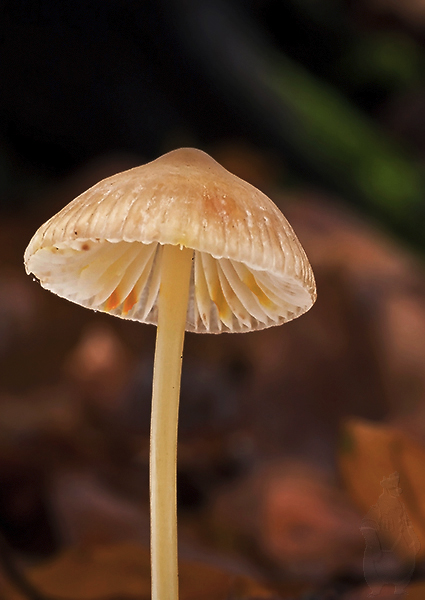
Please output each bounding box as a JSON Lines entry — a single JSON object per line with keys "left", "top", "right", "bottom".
{"left": 24, "top": 148, "right": 316, "bottom": 333}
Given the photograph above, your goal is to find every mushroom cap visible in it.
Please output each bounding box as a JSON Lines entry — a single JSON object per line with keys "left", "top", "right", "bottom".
{"left": 24, "top": 148, "right": 316, "bottom": 333}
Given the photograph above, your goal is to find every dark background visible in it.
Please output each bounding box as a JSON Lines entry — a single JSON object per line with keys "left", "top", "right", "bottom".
{"left": 2, "top": 1, "right": 425, "bottom": 596}
{"left": 1, "top": 0, "right": 425, "bottom": 246}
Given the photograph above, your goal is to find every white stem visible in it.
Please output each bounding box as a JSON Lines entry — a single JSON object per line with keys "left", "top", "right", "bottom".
{"left": 150, "top": 244, "right": 193, "bottom": 600}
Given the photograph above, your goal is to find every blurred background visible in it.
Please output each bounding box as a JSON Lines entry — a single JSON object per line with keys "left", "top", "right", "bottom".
{"left": 1, "top": 1, "right": 425, "bottom": 598}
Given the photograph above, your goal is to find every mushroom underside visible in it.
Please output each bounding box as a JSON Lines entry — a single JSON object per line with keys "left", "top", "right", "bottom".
{"left": 26, "top": 240, "right": 312, "bottom": 333}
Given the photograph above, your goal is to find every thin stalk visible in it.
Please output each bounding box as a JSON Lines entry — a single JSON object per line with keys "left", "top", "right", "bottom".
{"left": 150, "top": 243, "right": 193, "bottom": 600}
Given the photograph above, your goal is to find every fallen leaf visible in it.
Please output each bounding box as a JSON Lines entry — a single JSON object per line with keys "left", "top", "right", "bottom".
{"left": 339, "top": 418, "right": 425, "bottom": 562}
{"left": 1, "top": 542, "right": 279, "bottom": 600}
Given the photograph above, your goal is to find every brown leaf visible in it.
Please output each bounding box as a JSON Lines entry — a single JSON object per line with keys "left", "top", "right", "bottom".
{"left": 339, "top": 418, "right": 425, "bottom": 561}
{"left": 1, "top": 542, "right": 278, "bottom": 600}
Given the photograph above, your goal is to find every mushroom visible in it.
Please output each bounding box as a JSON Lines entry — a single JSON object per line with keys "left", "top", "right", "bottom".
{"left": 24, "top": 148, "right": 316, "bottom": 600}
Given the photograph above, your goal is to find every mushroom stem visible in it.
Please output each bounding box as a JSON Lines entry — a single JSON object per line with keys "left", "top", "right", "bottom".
{"left": 150, "top": 243, "right": 193, "bottom": 600}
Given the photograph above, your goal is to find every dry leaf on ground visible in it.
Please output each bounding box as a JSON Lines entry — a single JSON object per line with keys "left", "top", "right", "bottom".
{"left": 339, "top": 418, "right": 425, "bottom": 562}
{"left": 0, "top": 542, "right": 279, "bottom": 600}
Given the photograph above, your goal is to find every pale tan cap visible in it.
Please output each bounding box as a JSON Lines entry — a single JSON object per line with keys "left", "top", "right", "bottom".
{"left": 24, "top": 148, "right": 316, "bottom": 333}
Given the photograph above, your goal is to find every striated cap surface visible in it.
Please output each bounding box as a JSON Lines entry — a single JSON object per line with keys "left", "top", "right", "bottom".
{"left": 24, "top": 148, "right": 316, "bottom": 333}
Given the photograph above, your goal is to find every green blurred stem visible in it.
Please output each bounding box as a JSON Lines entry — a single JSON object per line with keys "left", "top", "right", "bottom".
{"left": 150, "top": 244, "right": 193, "bottom": 600}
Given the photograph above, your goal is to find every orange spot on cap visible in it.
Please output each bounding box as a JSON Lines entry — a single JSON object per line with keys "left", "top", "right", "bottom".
{"left": 105, "top": 289, "right": 121, "bottom": 311}
{"left": 122, "top": 288, "right": 138, "bottom": 314}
